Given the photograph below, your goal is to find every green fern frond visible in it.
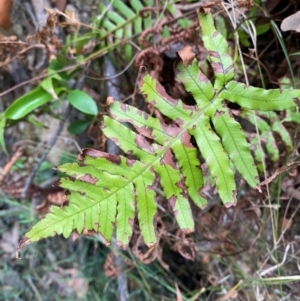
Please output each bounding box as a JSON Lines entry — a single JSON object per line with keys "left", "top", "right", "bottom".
{"left": 221, "top": 81, "right": 300, "bottom": 110}
{"left": 212, "top": 109, "right": 258, "bottom": 187}
{"left": 20, "top": 10, "right": 300, "bottom": 251}
{"left": 96, "top": 0, "right": 146, "bottom": 61}
{"left": 241, "top": 109, "right": 293, "bottom": 169}
{"left": 199, "top": 11, "right": 234, "bottom": 89}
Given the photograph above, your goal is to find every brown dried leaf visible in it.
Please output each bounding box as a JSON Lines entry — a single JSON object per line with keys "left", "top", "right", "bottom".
{"left": 177, "top": 46, "right": 195, "bottom": 67}
{"left": 0, "top": 35, "right": 26, "bottom": 68}
{"left": 133, "top": 235, "right": 157, "bottom": 264}
{"left": 104, "top": 251, "right": 119, "bottom": 277}
{"left": 16, "top": 237, "right": 30, "bottom": 258}
{"left": 280, "top": 217, "right": 293, "bottom": 231}
{"left": 106, "top": 96, "right": 115, "bottom": 106}
{"left": 35, "top": 191, "right": 65, "bottom": 217}
{"left": 173, "top": 230, "right": 195, "bottom": 261}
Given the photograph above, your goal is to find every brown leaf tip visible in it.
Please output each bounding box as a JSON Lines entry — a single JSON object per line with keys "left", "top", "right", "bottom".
{"left": 177, "top": 46, "right": 195, "bottom": 67}
{"left": 106, "top": 96, "right": 114, "bottom": 106}
{"left": 293, "top": 97, "right": 300, "bottom": 106}
{"left": 16, "top": 237, "right": 31, "bottom": 259}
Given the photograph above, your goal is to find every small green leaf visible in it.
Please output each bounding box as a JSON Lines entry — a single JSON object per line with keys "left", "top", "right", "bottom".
{"left": 241, "top": 110, "right": 271, "bottom": 132}
{"left": 68, "top": 119, "right": 91, "bottom": 134}
{"left": 256, "top": 23, "right": 271, "bottom": 36}
{"left": 5, "top": 87, "right": 53, "bottom": 120}
{"left": 0, "top": 116, "right": 7, "bottom": 154}
{"left": 250, "top": 136, "right": 265, "bottom": 173}
{"left": 236, "top": 29, "right": 251, "bottom": 47}
{"left": 67, "top": 90, "right": 98, "bottom": 115}
{"left": 215, "top": 14, "right": 227, "bottom": 39}
{"left": 40, "top": 77, "right": 58, "bottom": 99}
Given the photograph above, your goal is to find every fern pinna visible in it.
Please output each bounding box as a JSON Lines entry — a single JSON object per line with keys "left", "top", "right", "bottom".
{"left": 19, "top": 10, "right": 300, "bottom": 251}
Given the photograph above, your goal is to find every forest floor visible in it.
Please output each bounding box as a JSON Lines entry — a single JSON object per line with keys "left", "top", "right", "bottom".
{"left": 1, "top": 0, "right": 300, "bottom": 300}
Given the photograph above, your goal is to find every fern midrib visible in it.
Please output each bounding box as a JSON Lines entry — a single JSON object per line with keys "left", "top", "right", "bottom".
{"left": 113, "top": 104, "right": 204, "bottom": 204}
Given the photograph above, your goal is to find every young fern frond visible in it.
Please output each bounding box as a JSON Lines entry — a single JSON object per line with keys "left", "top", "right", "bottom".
{"left": 19, "top": 11, "right": 300, "bottom": 252}
{"left": 95, "top": 0, "right": 153, "bottom": 61}
{"left": 240, "top": 109, "right": 293, "bottom": 171}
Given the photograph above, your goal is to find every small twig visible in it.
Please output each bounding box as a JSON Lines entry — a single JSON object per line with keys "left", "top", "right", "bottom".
{"left": 0, "top": 63, "right": 83, "bottom": 98}
{"left": 0, "top": 148, "right": 23, "bottom": 183}
{"left": 259, "top": 244, "right": 290, "bottom": 277}
{"left": 85, "top": 51, "right": 139, "bottom": 82}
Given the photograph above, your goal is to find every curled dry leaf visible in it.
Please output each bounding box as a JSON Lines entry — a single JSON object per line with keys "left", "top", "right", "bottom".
{"left": 104, "top": 251, "right": 119, "bottom": 278}
{"left": 172, "top": 229, "right": 195, "bottom": 261}
{"left": 132, "top": 220, "right": 169, "bottom": 270}
{"left": 133, "top": 235, "right": 157, "bottom": 264}
{"left": 35, "top": 190, "right": 65, "bottom": 217}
